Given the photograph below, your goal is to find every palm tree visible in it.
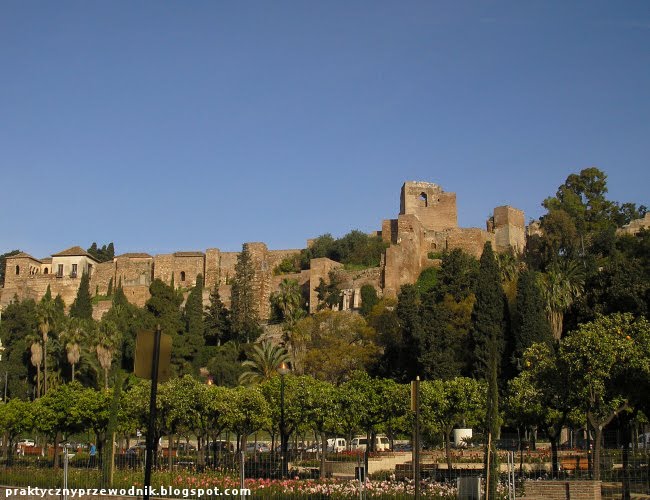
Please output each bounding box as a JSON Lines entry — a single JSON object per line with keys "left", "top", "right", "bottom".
{"left": 273, "top": 279, "right": 305, "bottom": 325}
{"left": 60, "top": 317, "right": 90, "bottom": 382}
{"left": 36, "top": 298, "right": 57, "bottom": 395}
{"left": 539, "top": 259, "right": 585, "bottom": 340}
{"left": 27, "top": 331, "right": 42, "bottom": 398}
{"left": 238, "top": 341, "right": 291, "bottom": 386}
{"left": 95, "top": 319, "right": 120, "bottom": 389}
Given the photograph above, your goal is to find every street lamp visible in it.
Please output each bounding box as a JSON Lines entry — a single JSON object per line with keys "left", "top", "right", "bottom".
{"left": 278, "top": 361, "right": 290, "bottom": 478}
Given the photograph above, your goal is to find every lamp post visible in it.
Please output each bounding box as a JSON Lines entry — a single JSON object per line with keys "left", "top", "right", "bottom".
{"left": 278, "top": 361, "right": 290, "bottom": 478}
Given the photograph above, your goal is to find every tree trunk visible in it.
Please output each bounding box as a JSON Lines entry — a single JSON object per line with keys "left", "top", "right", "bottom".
{"left": 320, "top": 431, "right": 327, "bottom": 479}
{"left": 53, "top": 432, "right": 61, "bottom": 470}
{"left": 168, "top": 434, "right": 174, "bottom": 472}
{"left": 593, "top": 425, "right": 602, "bottom": 481}
{"left": 36, "top": 364, "right": 41, "bottom": 399}
{"left": 43, "top": 342, "right": 48, "bottom": 395}
{"left": 104, "top": 368, "right": 109, "bottom": 390}
{"left": 444, "top": 427, "right": 453, "bottom": 481}
{"left": 72, "top": 363, "right": 75, "bottom": 383}
{"left": 621, "top": 417, "right": 632, "bottom": 500}
{"left": 550, "top": 435, "right": 559, "bottom": 479}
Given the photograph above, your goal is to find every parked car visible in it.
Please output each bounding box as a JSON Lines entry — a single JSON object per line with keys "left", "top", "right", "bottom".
{"left": 327, "top": 438, "right": 346, "bottom": 453}
{"left": 246, "top": 442, "right": 270, "bottom": 453}
{"left": 393, "top": 442, "right": 413, "bottom": 452}
{"left": 176, "top": 442, "right": 197, "bottom": 453}
{"left": 350, "top": 435, "right": 390, "bottom": 452}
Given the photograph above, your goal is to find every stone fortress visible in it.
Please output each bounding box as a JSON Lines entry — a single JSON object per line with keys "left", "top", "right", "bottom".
{"left": 1, "top": 181, "right": 528, "bottom": 319}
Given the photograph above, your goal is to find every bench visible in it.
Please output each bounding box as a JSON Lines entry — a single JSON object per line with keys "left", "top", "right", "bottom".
{"left": 560, "top": 455, "right": 589, "bottom": 472}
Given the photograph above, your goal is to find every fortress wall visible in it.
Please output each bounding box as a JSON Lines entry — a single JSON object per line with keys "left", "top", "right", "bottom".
{"left": 153, "top": 254, "right": 174, "bottom": 284}
{"left": 308, "top": 257, "right": 343, "bottom": 313}
{"left": 493, "top": 206, "right": 526, "bottom": 253}
{"left": 205, "top": 248, "right": 220, "bottom": 290}
{"left": 400, "top": 182, "right": 458, "bottom": 231}
{"left": 122, "top": 285, "right": 151, "bottom": 308}
{"left": 1, "top": 274, "right": 80, "bottom": 309}
{"left": 381, "top": 219, "right": 398, "bottom": 244}
{"left": 218, "top": 252, "right": 239, "bottom": 285}
{"left": 172, "top": 255, "right": 205, "bottom": 288}
{"left": 444, "top": 227, "right": 494, "bottom": 258}
{"left": 115, "top": 257, "right": 152, "bottom": 288}
{"left": 90, "top": 261, "right": 116, "bottom": 296}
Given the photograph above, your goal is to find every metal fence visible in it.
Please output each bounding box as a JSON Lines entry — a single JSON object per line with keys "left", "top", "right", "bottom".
{"left": 1, "top": 438, "right": 649, "bottom": 498}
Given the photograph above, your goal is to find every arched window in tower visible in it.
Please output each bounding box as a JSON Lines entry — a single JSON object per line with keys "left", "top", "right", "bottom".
{"left": 180, "top": 271, "right": 186, "bottom": 282}
{"left": 44, "top": 267, "right": 49, "bottom": 275}
{"left": 418, "top": 192, "right": 428, "bottom": 207}
{"left": 15, "top": 265, "right": 20, "bottom": 275}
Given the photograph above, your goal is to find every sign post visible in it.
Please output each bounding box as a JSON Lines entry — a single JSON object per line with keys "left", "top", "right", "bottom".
{"left": 134, "top": 326, "right": 171, "bottom": 500}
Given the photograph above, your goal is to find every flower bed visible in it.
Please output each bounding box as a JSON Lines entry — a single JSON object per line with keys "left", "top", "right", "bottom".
{"left": 0, "top": 465, "right": 512, "bottom": 498}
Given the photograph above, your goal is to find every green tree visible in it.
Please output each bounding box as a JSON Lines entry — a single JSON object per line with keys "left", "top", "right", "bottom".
{"left": 395, "top": 284, "right": 424, "bottom": 381}
{"left": 421, "top": 378, "right": 486, "bottom": 477}
{"left": 560, "top": 313, "right": 650, "bottom": 480}
{"left": 182, "top": 274, "right": 205, "bottom": 367}
{"left": 300, "top": 311, "right": 380, "bottom": 384}
{"left": 359, "top": 284, "right": 379, "bottom": 316}
{"left": 341, "top": 372, "right": 407, "bottom": 473}
{"left": 434, "top": 249, "right": 479, "bottom": 301}
{"left": 206, "top": 342, "right": 245, "bottom": 387}
{"left": 204, "top": 285, "right": 231, "bottom": 346}
{"left": 95, "top": 319, "right": 121, "bottom": 389}
{"left": 70, "top": 271, "right": 93, "bottom": 319}
{"left": 513, "top": 269, "right": 553, "bottom": 360}
{"left": 315, "top": 271, "right": 342, "bottom": 310}
{"left": 238, "top": 341, "right": 291, "bottom": 386}
{"left": 367, "top": 298, "right": 401, "bottom": 379}
{"left": 418, "top": 294, "right": 469, "bottom": 380}
{"left": 539, "top": 259, "right": 585, "bottom": 340}
{"left": 59, "top": 317, "right": 90, "bottom": 382}
{"left": 87, "top": 242, "right": 115, "bottom": 263}
{"left": 223, "top": 386, "right": 270, "bottom": 452}
{"left": 270, "top": 278, "right": 305, "bottom": 326}
{"left": 230, "top": 245, "right": 261, "bottom": 343}
{"left": 145, "top": 279, "right": 185, "bottom": 375}
{"left": 0, "top": 298, "right": 37, "bottom": 400}
{"left": 470, "top": 242, "right": 506, "bottom": 498}
{"left": 0, "top": 399, "right": 33, "bottom": 463}
{"left": 36, "top": 296, "right": 58, "bottom": 396}
{"left": 506, "top": 343, "right": 572, "bottom": 476}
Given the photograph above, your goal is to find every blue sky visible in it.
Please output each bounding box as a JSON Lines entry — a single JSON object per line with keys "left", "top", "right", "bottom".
{"left": 1, "top": 1, "right": 648, "bottom": 258}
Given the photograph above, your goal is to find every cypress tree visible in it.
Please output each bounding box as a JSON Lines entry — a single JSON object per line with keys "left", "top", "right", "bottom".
{"left": 204, "top": 284, "right": 231, "bottom": 346}
{"left": 470, "top": 242, "right": 506, "bottom": 499}
{"left": 43, "top": 285, "right": 52, "bottom": 302}
{"left": 230, "top": 244, "right": 260, "bottom": 343}
{"left": 395, "top": 284, "right": 423, "bottom": 381}
{"left": 513, "top": 269, "right": 552, "bottom": 359}
{"left": 70, "top": 272, "right": 93, "bottom": 319}
{"left": 183, "top": 274, "right": 205, "bottom": 363}
{"left": 107, "top": 278, "right": 113, "bottom": 296}
{"left": 146, "top": 279, "right": 184, "bottom": 374}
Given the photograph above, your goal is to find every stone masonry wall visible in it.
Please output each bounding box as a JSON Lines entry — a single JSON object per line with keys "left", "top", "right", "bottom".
{"left": 308, "top": 257, "right": 343, "bottom": 313}
{"left": 115, "top": 257, "right": 152, "bottom": 288}
{"left": 400, "top": 181, "right": 458, "bottom": 231}
{"left": 90, "top": 261, "right": 116, "bottom": 296}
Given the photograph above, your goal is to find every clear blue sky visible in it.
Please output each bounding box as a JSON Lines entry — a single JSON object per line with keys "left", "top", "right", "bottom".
{"left": 1, "top": 1, "right": 648, "bottom": 258}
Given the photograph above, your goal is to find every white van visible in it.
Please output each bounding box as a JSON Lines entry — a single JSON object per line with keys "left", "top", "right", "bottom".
{"left": 327, "top": 438, "right": 346, "bottom": 453}
{"left": 351, "top": 435, "right": 390, "bottom": 452}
